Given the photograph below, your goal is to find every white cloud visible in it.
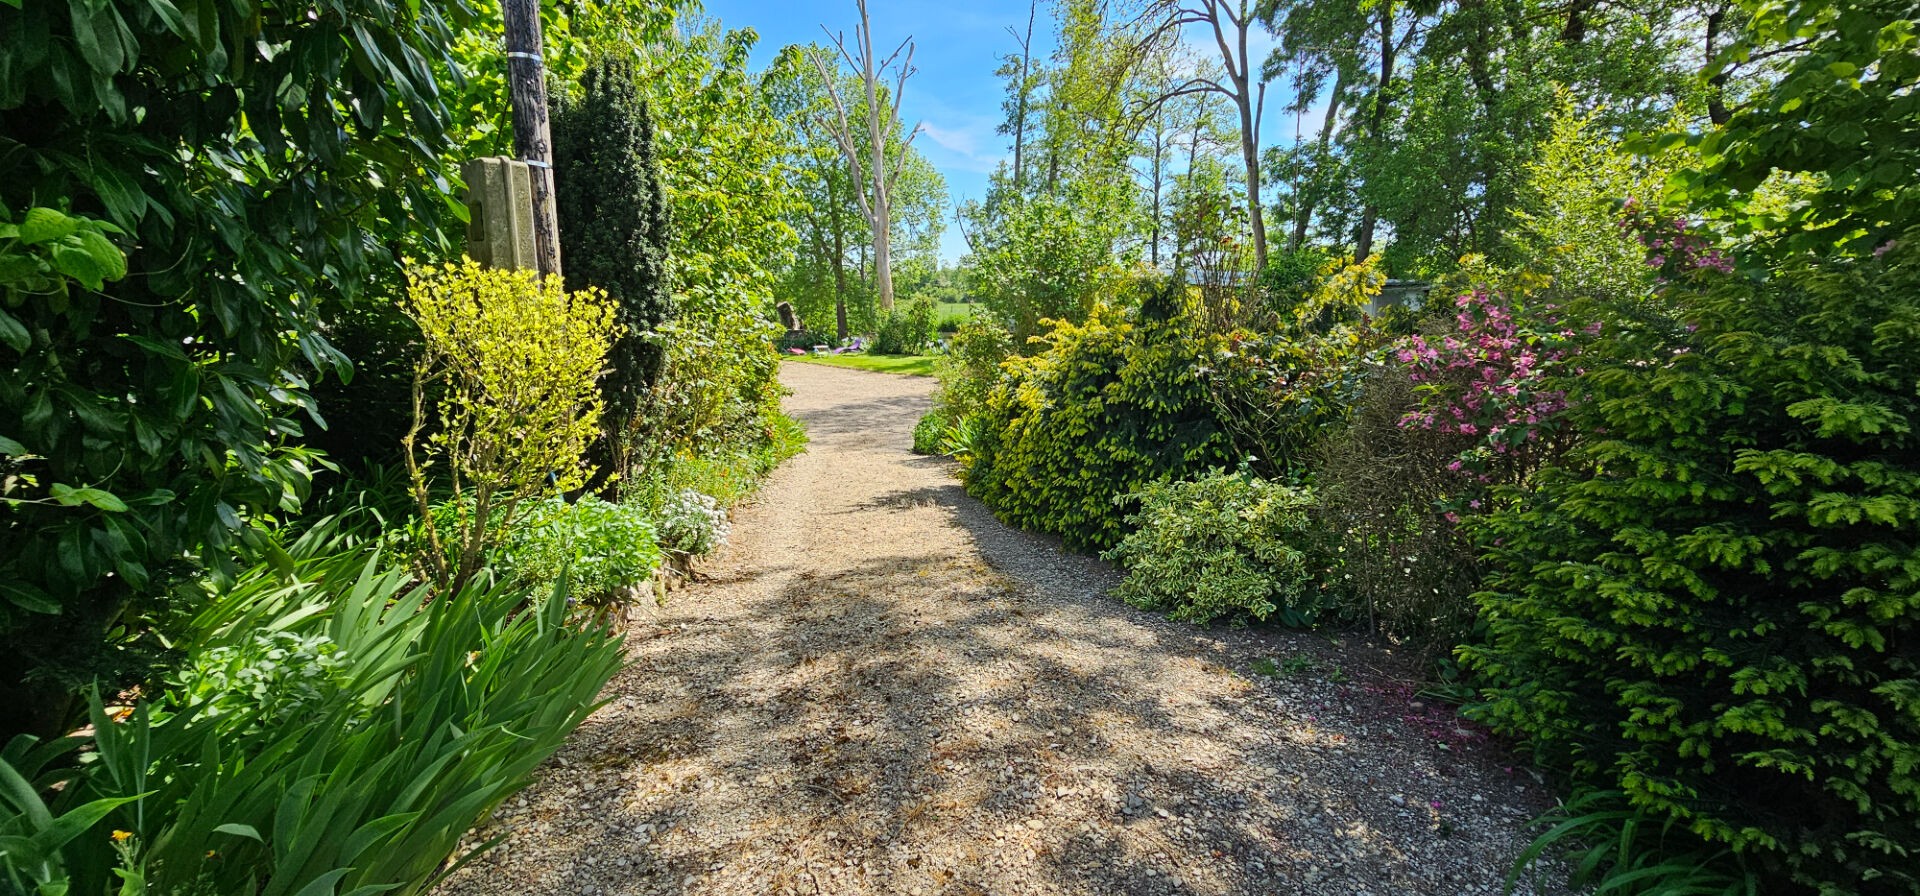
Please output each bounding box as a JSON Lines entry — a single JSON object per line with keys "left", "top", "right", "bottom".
{"left": 914, "top": 120, "right": 1005, "bottom": 175}
{"left": 920, "top": 122, "right": 979, "bottom": 157}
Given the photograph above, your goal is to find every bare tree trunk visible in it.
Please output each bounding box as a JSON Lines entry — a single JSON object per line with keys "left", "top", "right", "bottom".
{"left": 1224, "top": 1, "right": 1268, "bottom": 270}
{"left": 814, "top": 0, "right": 921, "bottom": 312}
{"left": 833, "top": 206, "right": 849, "bottom": 339}
{"left": 1011, "top": 0, "right": 1037, "bottom": 190}
{"left": 1159, "top": 0, "right": 1269, "bottom": 268}
{"left": 503, "top": 0, "right": 562, "bottom": 279}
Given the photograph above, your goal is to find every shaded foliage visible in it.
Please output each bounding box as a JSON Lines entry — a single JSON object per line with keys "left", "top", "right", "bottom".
{"left": 0, "top": 0, "right": 476, "bottom": 739}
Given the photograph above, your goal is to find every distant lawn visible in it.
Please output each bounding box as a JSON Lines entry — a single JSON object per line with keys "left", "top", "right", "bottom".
{"left": 936, "top": 301, "right": 978, "bottom": 322}
{"left": 786, "top": 352, "right": 937, "bottom": 377}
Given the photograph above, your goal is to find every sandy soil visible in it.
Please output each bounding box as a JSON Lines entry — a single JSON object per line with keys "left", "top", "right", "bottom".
{"left": 435, "top": 361, "right": 1564, "bottom": 896}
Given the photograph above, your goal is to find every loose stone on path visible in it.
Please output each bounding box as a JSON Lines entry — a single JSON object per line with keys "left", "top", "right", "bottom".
{"left": 434, "top": 362, "right": 1564, "bottom": 896}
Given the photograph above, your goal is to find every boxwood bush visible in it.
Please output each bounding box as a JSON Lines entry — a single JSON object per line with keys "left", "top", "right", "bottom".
{"left": 1461, "top": 233, "right": 1920, "bottom": 894}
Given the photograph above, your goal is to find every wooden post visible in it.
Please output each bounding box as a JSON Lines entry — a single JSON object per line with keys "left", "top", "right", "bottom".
{"left": 503, "top": 0, "right": 562, "bottom": 280}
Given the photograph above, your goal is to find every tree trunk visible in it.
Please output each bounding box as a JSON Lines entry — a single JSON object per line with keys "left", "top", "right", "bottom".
{"left": 859, "top": 2, "right": 898, "bottom": 311}
{"left": 1704, "top": 7, "right": 1732, "bottom": 125}
{"left": 1149, "top": 114, "right": 1165, "bottom": 267}
{"left": 1229, "top": 3, "right": 1267, "bottom": 270}
{"left": 503, "top": 0, "right": 562, "bottom": 279}
{"left": 1355, "top": 2, "right": 1397, "bottom": 260}
{"left": 1011, "top": 0, "right": 1036, "bottom": 191}
{"left": 1289, "top": 72, "right": 1345, "bottom": 252}
{"left": 833, "top": 215, "right": 849, "bottom": 339}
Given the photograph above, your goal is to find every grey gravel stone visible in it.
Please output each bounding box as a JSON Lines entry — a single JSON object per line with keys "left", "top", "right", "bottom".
{"left": 434, "top": 363, "right": 1567, "bottom": 896}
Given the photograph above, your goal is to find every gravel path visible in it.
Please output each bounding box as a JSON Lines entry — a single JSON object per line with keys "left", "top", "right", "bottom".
{"left": 437, "top": 362, "right": 1563, "bottom": 896}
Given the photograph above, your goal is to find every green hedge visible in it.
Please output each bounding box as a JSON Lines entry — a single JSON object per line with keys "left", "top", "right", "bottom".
{"left": 1462, "top": 234, "right": 1920, "bottom": 894}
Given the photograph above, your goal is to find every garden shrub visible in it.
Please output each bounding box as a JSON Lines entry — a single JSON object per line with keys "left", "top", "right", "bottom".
{"left": 0, "top": 529, "right": 622, "bottom": 896}
{"left": 0, "top": 0, "right": 477, "bottom": 740}
{"left": 933, "top": 318, "right": 1015, "bottom": 420}
{"left": 1105, "top": 470, "right": 1322, "bottom": 627}
{"left": 1313, "top": 361, "right": 1484, "bottom": 655}
{"left": 1255, "top": 246, "right": 1331, "bottom": 323}
{"left": 1206, "top": 255, "right": 1392, "bottom": 479}
{"left": 496, "top": 496, "right": 662, "bottom": 605}
{"left": 402, "top": 260, "right": 618, "bottom": 588}
{"left": 1462, "top": 234, "right": 1920, "bottom": 894}
{"left": 911, "top": 413, "right": 947, "bottom": 455}
{"left": 872, "top": 298, "right": 939, "bottom": 355}
{"left": 964, "top": 292, "right": 1234, "bottom": 552}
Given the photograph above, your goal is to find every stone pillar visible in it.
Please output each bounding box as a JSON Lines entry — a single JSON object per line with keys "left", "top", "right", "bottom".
{"left": 463, "top": 157, "right": 539, "bottom": 271}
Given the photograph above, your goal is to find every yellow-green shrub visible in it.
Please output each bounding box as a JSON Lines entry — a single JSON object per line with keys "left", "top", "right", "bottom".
{"left": 1105, "top": 470, "right": 1322, "bottom": 627}
{"left": 963, "top": 294, "right": 1233, "bottom": 551}
{"left": 402, "top": 260, "right": 618, "bottom": 586}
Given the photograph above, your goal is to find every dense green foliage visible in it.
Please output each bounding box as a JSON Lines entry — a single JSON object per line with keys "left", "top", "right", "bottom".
{"left": 1680, "top": 0, "right": 1918, "bottom": 257}
{"left": 0, "top": 0, "right": 476, "bottom": 740}
{"left": 1106, "top": 470, "right": 1321, "bottom": 627}
{"left": 0, "top": 528, "right": 622, "bottom": 896}
{"left": 965, "top": 294, "right": 1233, "bottom": 551}
{"left": 1463, "top": 237, "right": 1920, "bottom": 893}
{"left": 871, "top": 298, "right": 938, "bottom": 355}
{"left": 497, "top": 496, "right": 662, "bottom": 606}
{"left": 555, "top": 56, "right": 674, "bottom": 442}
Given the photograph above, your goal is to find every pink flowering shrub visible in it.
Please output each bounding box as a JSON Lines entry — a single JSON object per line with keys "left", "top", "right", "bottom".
{"left": 1620, "top": 198, "right": 1736, "bottom": 281}
{"left": 1394, "top": 290, "right": 1586, "bottom": 489}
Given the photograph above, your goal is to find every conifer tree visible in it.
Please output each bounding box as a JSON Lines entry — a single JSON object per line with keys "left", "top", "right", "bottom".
{"left": 555, "top": 57, "right": 673, "bottom": 453}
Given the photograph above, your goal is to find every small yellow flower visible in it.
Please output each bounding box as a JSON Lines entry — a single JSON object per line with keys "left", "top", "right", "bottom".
{"left": 111, "top": 830, "right": 133, "bottom": 842}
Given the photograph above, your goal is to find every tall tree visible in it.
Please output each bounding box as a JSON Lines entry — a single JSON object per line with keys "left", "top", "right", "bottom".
{"left": 999, "top": 0, "right": 1044, "bottom": 191}
{"left": 1144, "top": 0, "right": 1273, "bottom": 268}
{"left": 812, "top": 0, "right": 921, "bottom": 311}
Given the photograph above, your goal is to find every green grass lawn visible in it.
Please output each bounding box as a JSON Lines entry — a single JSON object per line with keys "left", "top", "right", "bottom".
{"left": 786, "top": 352, "right": 937, "bottom": 377}
{"left": 936, "top": 301, "right": 978, "bottom": 322}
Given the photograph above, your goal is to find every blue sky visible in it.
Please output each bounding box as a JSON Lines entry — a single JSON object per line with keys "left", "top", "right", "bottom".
{"left": 699, "top": 0, "right": 1311, "bottom": 263}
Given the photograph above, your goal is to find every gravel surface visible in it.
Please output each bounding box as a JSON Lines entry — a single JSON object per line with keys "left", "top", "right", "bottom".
{"left": 435, "top": 361, "right": 1565, "bottom": 896}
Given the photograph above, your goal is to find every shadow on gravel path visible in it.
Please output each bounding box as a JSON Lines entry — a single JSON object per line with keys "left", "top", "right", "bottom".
{"left": 434, "top": 362, "right": 1563, "bottom": 896}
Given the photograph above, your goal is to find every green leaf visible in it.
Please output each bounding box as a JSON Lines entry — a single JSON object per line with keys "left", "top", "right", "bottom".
{"left": 73, "top": 231, "right": 127, "bottom": 283}
{"left": 49, "top": 244, "right": 105, "bottom": 291}
{"left": 71, "top": 488, "right": 130, "bottom": 513}
{"left": 212, "top": 822, "right": 263, "bottom": 842}
{"left": 69, "top": 0, "right": 127, "bottom": 76}
{"left": 0, "top": 757, "right": 54, "bottom": 828}
{"left": 34, "top": 794, "right": 146, "bottom": 852}
{"left": 0, "top": 434, "right": 24, "bottom": 454}
{"left": 0, "top": 582, "right": 60, "bottom": 614}
{"left": 16, "top": 208, "right": 80, "bottom": 245}
{"left": 0, "top": 310, "right": 28, "bottom": 352}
